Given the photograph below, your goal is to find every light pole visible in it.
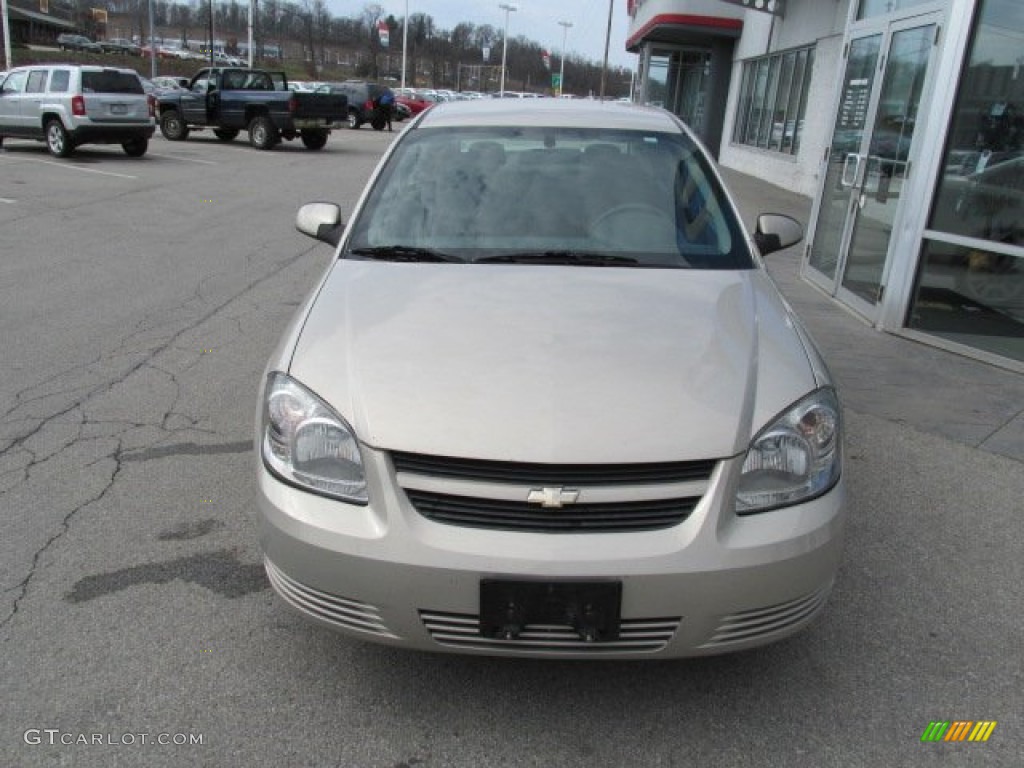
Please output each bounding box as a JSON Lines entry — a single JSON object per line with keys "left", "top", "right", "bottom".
{"left": 148, "top": 0, "right": 156, "bottom": 78}
{"left": 600, "top": 0, "right": 613, "bottom": 99}
{"left": 2, "top": 0, "right": 13, "bottom": 71}
{"left": 401, "top": 0, "right": 408, "bottom": 90}
{"left": 557, "top": 20, "right": 572, "bottom": 97}
{"left": 207, "top": 0, "right": 215, "bottom": 66}
{"left": 248, "top": 0, "right": 254, "bottom": 68}
{"left": 498, "top": 3, "right": 516, "bottom": 97}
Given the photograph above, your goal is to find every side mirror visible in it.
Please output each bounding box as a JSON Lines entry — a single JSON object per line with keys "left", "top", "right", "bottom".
{"left": 754, "top": 213, "right": 803, "bottom": 256}
{"left": 296, "top": 202, "right": 345, "bottom": 246}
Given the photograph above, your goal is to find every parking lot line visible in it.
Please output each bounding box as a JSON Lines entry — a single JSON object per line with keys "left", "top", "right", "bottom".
{"left": 0, "top": 197, "right": 15, "bottom": 204}
{"left": 31, "top": 158, "right": 138, "bottom": 179}
{"left": 148, "top": 152, "right": 218, "bottom": 165}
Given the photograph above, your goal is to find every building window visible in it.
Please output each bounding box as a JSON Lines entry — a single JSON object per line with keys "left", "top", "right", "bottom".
{"left": 908, "top": 0, "right": 1024, "bottom": 364}
{"left": 733, "top": 46, "right": 814, "bottom": 156}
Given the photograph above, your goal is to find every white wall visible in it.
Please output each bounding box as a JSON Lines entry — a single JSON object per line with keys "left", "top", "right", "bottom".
{"left": 719, "top": 0, "right": 851, "bottom": 198}
{"left": 719, "top": 34, "right": 843, "bottom": 197}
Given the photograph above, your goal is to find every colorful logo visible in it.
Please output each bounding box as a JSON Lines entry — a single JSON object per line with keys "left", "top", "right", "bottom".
{"left": 921, "top": 721, "right": 997, "bottom": 742}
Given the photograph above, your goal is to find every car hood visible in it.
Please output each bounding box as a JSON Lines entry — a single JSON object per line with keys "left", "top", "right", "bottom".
{"left": 288, "top": 262, "right": 818, "bottom": 463}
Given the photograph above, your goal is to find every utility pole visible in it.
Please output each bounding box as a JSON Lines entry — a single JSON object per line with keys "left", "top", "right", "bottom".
{"left": 557, "top": 20, "right": 572, "bottom": 97}
{"left": 401, "top": 0, "right": 409, "bottom": 89}
{"left": 148, "top": 0, "right": 156, "bottom": 77}
{"left": 599, "top": 0, "right": 613, "bottom": 99}
{"left": 498, "top": 3, "right": 517, "bottom": 97}
{"left": 208, "top": 0, "right": 215, "bottom": 66}
{"left": 1, "top": 0, "right": 12, "bottom": 71}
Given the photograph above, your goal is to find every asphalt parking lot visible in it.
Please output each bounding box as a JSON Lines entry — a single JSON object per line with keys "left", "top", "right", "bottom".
{"left": 1, "top": 126, "right": 1020, "bottom": 767}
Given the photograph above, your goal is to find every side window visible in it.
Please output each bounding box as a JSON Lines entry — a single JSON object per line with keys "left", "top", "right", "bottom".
{"left": 2, "top": 71, "right": 28, "bottom": 95}
{"left": 26, "top": 70, "right": 49, "bottom": 93}
{"left": 49, "top": 70, "right": 71, "bottom": 93}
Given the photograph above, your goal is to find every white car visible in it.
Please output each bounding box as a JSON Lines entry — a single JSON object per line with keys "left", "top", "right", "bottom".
{"left": 256, "top": 100, "right": 846, "bottom": 658}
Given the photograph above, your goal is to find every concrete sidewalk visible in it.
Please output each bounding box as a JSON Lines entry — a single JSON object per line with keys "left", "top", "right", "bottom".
{"left": 720, "top": 168, "right": 1024, "bottom": 463}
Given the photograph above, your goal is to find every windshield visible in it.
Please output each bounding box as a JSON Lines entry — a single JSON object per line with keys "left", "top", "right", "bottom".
{"left": 345, "top": 126, "right": 751, "bottom": 269}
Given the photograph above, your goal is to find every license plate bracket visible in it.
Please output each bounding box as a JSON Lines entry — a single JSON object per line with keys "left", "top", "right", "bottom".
{"left": 480, "top": 579, "right": 622, "bottom": 642}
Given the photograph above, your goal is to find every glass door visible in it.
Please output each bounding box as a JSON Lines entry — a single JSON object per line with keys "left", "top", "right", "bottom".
{"left": 646, "top": 48, "right": 711, "bottom": 135}
{"left": 805, "top": 13, "right": 941, "bottom": 320}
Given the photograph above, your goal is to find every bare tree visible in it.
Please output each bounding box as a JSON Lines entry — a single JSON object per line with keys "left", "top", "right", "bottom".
{"left": 361, "top": 3, "right": 383, "bottom": 79}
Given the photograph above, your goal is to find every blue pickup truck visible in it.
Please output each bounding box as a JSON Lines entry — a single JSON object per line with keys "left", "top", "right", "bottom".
{"left": 157, "top": 67, "right": 347, "bottom": 150}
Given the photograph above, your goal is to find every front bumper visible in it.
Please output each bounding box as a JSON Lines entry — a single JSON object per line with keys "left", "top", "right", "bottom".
{"left": 257, "top": 447, "right": 846, "bottom": 659}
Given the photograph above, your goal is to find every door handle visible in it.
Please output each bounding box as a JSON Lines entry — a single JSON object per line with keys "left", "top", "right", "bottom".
{"left": 841, "top": 152, "right": 862, "bottom": 188}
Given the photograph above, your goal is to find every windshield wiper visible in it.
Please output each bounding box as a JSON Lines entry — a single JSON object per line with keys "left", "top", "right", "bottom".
{"left": 476, "top": 251, "right": 639, "bottom": 266}
{"left": 349, "top": 245, "right": 465, "bottom": 263}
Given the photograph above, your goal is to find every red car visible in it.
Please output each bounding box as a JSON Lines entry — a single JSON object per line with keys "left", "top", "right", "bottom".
{"left": 395, "top": 93, "right": 433, "bottom": 117}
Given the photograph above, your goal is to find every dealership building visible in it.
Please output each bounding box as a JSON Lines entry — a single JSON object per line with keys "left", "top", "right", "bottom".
{"left": 628, "top": 0, "right": 1023, "bottom": 371}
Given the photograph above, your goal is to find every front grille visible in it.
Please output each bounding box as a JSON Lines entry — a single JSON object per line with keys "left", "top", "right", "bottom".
{"left": 391, "top": 451, "right": 716, "bottom": 486}
{"left": 421, "top": 610, "right": 680, "bottom": 653}
{"left": 699, "top": 583, "right": 832, "bottom": 648}
{"left": 405, "top": 489, "right": 699, "bottom": 532}
{"left": 265, "top": 559, "right": 396, "bottom": 638}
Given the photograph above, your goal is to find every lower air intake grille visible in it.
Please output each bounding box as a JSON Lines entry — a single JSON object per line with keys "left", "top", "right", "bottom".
{"left": 265, "top": 558, "right": 396, "bottom": 638}
{"left": 699, "top": 583, "right": 832, "bottom": 648}
{"left": 405, "top": 489, "right": 699, "bottom": 532}
{"left": 420, "top": 611, "right": 680, "bottom": 653}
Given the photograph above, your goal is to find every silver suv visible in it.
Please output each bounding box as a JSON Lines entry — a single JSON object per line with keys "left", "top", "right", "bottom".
{"left": 0, "top": 64, "right": 154, "bottom": 157}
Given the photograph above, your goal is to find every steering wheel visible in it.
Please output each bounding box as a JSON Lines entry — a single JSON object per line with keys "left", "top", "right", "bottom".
{"left": 589, "top": 203, "right": 676, "bottom": 249}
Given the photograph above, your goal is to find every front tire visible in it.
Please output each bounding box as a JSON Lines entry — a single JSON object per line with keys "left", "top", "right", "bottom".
{"left": 300, "top": 131, "right": 328, "bottom": 150}
{"left": 213, "top": 128, "right": 238, "bottom": 142}
{"left": 248, "top": 115, "right": 278, "bottom": 150}
{"left": 347, "top": 110, "right": 360, "bottom": 129}
{"left": 122, "top": 137, "right": 148, "bottom": 157}
{"left": 45, "top": 119, "right": 73, "bottom": 157}
{"left": 160, "top": 110, "right": 189, "bottom": 141}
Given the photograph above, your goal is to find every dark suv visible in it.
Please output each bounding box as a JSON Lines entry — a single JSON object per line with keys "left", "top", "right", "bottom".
{"left": 57, "top": 34, "right": 103, "bottom": 53}
{"left": 326, "top": 81, "right": 387, "bottom": 130}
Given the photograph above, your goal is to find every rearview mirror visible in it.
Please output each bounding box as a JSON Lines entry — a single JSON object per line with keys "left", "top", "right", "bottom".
{"left": 754, "top": 213, "right": 803, "bottom": 256}
{"left": 296, "top": 202, "right": 345, "bottom": 246}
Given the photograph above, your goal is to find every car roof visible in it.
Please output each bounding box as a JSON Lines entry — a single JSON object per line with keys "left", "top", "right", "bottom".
{"left": 415, "top": 98, "right": 681, "bottom": 133}
{"left": 9, "top": 63, "right": 139, "bottom": 74}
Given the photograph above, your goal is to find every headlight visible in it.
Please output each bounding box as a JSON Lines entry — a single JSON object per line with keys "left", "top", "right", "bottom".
{"left": 736, "top": 387, "right": 841, "bottom": 514}
{"left": 261, "top": 372, "right": 367, "bottom": 504}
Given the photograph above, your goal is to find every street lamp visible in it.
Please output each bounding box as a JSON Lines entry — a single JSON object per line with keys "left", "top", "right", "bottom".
{"left": 401, "top": 0, "right": 409, "bottom": 90}
{"left": 498, "top": 3, "right": 517, "bottom": 97}
{"left": 148, "top": 0, "right": 156, "bottom": 78}
{"left": 557, "top": 20, "right": 572, "bottom": 97}
{"left": 2, "top": 0, "right": 13, "bottom": 71}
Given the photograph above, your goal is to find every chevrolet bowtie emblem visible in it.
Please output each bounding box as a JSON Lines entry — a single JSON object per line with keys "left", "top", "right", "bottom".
{"left": 526, "top": 487, "right": 581, "bottom": 508}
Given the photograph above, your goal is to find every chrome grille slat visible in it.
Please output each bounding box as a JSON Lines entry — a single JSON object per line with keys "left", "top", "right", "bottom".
{"left": 421, "top": 611, "right": 680, "bottom": 653}
{"left": 701, "top": 585, "right": 831, "bottom": 647}
{"left": 405, "top": 490, "right": 698, "bottom": 532}
{"left": 266, "top": 559, "right": 397, "bottom": 638}
{"left": 391, "top": 452, "right": 716, "bottom": 486}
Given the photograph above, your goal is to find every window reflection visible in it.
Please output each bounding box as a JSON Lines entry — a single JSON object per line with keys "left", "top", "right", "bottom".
{"left": 912, "top": 0, "right": 1024, "bottom": 363}
{"left": 929, "top": 0, "right": 1024, "bottom": 246}
{"left": 909, "top": 242, "right": 1024, "bottom": 361}
{"left": 732, "top": 46, "right": 813, "bottom": 156}
{"left": 857, "top": 0, "right": 933, "bottom": 21}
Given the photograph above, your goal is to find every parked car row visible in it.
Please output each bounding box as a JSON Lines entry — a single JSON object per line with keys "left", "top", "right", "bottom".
{"left": 57, "top": 33, "right": 142, "bottom": 56}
